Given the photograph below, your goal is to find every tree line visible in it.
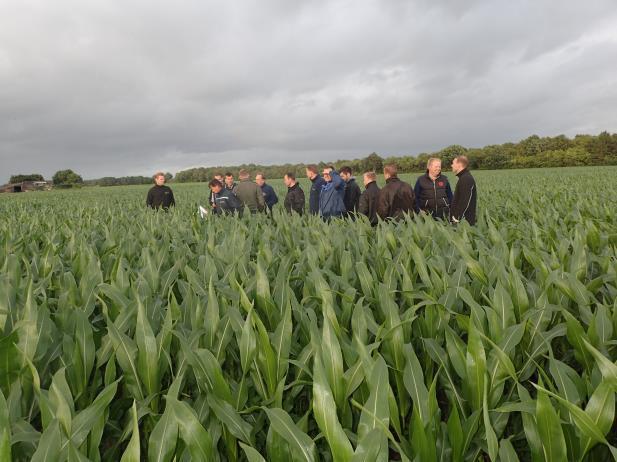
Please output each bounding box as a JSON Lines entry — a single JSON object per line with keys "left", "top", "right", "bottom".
{"left": 7, "top": 132, "right": 617, "bottom": 186}
{"left": 173, "top": 131, "right": 617, "bottom": 182}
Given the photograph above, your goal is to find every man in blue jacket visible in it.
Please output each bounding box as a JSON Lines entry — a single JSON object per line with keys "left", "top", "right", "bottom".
{"left": 319, "top": 166, "right": 347, "bottom": 220}
{"left": 255, "top": 173, "right": 279, "bottom": 212}
{"left": 305, "top": 165, "right": 326, "bottom": 215}
{"left": 209, "top": 179, "right": 243, "bottom": 216}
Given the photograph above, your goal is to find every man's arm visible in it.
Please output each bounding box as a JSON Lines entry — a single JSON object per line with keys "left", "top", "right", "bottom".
{"left": 293, "top": 189, "right": 305, "bottom": 214}
{"left": 451, "top": 177, "right": 472, "bottom": 221}
{"left": 146, "top": 189, "right": 153, "bottom": 207}
{"left": 331, "top": 172, "right": 345, "bottom": 190}
{"left": 376, "top": 189, "right": 389, "bottom": 219}
{"left": 413, "top": 179, "right": 422, "bottom": 212}
{"left": 256, "top": 185, "right": 266, "bottom": 211}
{"left": 446, "top": 182, "right": 453, "bottom": 203}
{"left": 269, "top": 186, "right": 279, "bottom": 206}
{"left": 169, "top": 189, "right": 176, "bottom": 207}
{"left": 358, "top": 191, "right": 369, "bottom": 216}
{"left": 350, "top": 184, "right": 361, "bottom": 211}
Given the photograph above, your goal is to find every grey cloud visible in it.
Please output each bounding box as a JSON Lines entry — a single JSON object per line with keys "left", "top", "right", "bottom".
{"left": 1, "top": 0, "right": 617, "bottom": 179}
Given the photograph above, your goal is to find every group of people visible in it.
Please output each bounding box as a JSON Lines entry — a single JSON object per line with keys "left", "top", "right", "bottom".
{"left": 146, "top": 155, "right": 477, "bottom": 225}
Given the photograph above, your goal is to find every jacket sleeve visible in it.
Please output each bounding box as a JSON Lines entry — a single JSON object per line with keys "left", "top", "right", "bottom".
{"left": 376, "top": 189, "right": 389, "bottom": 219}
{"left": 358, "top": 190, "right": 369, "bottom": 216}
{"left": 294, "top": 189, "right": 305, "bottom": 214}
{"left": 270, "top": 187, "right": 279, "bottom": 205}
{"left": 413, "top": 179, "right": 422, "bottom": 211}
{"left": 169, "top": 189, "right": 176, "bottom": 207}
{"left": 351, "top": 184, "right": 361, "bottom": 210}
{"left": 256, "top": 186, "right": 265, "bottom": 211}
{"left": 446, "top": 182, "right": 453, "bottom": 203}
{"left": 146, "top": 189, "right": 153, "bottom": 207}
{"left": 451, "top": 176, "right": 472, "bottom": 221}
{"left": 331, "top": 172, "right": 345, "bottom": 190}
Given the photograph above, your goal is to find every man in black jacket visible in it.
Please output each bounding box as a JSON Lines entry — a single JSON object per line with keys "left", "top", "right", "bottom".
{"left": 146, "top": 172, "right": 175, "bottom": 210}
{"left": 305, "top": 165, "right": 326, "bottom": 215}
{"left": 377, "top": 164, "right": 415, "bottom": 220}
{"left": 224, "top": 172, "right": 237, "bottom": 193}
{"left": 358, "top": 171, "right": 380, "bottom": 225}
{"left": 414, "top": 158, "right": 453, "bottom": 219}
{"left": 340, "top": 166, "right": 361, "bottom": 216}
{"left": 450, "top": 156, "right": 477, "bottom": 225}
{"left": 283, "top": 172, "right": 305, "bottom": 215}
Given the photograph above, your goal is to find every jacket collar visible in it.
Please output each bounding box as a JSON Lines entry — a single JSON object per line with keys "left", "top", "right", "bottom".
{"left": 456, "top": 168, "right": 468, "bottom": 177}
{"left": 386, "top": 176, "right": 400, "bottom": 183}
{"left": 311, "top": 174, "right": 322, "bottom": 183}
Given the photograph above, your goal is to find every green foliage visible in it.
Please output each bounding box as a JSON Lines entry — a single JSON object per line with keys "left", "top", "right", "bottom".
{"left": 8, "top": 173, "right": 45, "bottom": 183}
{"left": 0, "top": 166, "right": 616, "bottom": 461}
{"left": 52, "top": 169, "right": 84, "bottom": 186}
{"left": 173, "top": 132, "right": 617, "bottom": 182}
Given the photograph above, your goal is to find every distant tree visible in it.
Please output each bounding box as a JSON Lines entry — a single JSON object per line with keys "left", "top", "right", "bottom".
{"left": 52, "top": 169, "right": 83, "bottom": 186}
{"left": 164, "top": 172, "right": 173, "bottom": 182}
{"left": 363, "top": 153, "right": 383, "bottom": 172}
{"left": 9, "top": 173, "right": 45, "bottom": 183}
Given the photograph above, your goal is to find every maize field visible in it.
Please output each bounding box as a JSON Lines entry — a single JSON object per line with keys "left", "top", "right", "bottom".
{"left": 1, "top": 166, "right": 616, "bottom": 461}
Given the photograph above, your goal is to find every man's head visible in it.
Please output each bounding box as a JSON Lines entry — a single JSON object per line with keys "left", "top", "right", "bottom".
{"left": 209, "top": 179, "right": 223, "bottom": 193}
{"left": 363, "top": 171, "right": 377, "bottom": 187}
{"left": 238, "top": 169, "right": 250, "bottom": 181}
{"left": 153, "top": 172, "right": 166, "bottom": 186}
{"left": 427, "top": 158, "right": 442, "bottom": 178}
{"left": 383, "top": 164, "right": 398, "bottom": 180}
{"left": 306, "top": 165, "right": 319, "bottom": 180}
{"left": 340, "top": 166, "right": 352, "bottom": 182}
{"left": 451, "top": 156, "right": 469, "bottom": 174}
{"left": 224, "top": 172, "right": 234, "bottom": 187}
{"left": 255, "top": 173, "right": 266, "bottom": 186}
{"left": 213, "top": 173, "right": 223, "bottom": 182}
{"left": 322, "top": 166, "right": 334, "bottom": 183}
{"left": 284, "top": 172, "right": 296, "bottom": 188}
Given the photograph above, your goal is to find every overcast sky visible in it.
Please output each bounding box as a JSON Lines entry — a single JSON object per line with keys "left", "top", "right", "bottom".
{"left": 1, "top": 0, "right": 617, "bottom": 180}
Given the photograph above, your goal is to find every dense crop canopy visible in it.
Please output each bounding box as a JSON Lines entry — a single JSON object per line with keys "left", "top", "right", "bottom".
{"left": 0, "top": 167, "right": 616, "bottom": 461}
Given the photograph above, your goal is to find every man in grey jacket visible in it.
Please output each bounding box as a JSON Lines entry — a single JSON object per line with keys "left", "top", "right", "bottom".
{"left": 234, "top": 169, "right": 265, "bottom": 213}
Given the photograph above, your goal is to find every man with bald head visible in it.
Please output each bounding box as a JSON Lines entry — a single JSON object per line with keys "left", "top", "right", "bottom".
{"left": 255, "top": 172, "right": 278, "bottom": 212}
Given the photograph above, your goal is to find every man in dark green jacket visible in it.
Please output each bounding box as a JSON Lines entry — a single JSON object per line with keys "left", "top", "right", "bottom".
{"left": 235, "top": 169, "right": 265, "bottom": 213}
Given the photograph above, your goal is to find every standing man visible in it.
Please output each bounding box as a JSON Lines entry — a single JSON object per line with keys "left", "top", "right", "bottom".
{"left": 414, "top": 158, "right": 453, "bottom": 219}
{"left": 358, "top": 171, "right": 380, "bottom": 226}
{"left": 305, "top": 165, "right": 326, "bottom": 215}
{"left": 146, "top": 172, "right": 175, "bottom": 210}
{"left": 340, "top": 166, "right": 361, "bottom": 216}
{"left": 235, "top": 169, "right": 265, "bottom": 214}
{"left": 209, "top": 179, "right": 243, "bottom": 215}
{"left": 224, "top": 172, "right": 237, "bottom": 193}
{"left": 283, "top": 172, "right": 305, "bottom": 215}
{"left": 319, "top": 166, "right": 346, "bottom": 220}
{"left": 450, "top": 156, "right": 477, "bottom": 225}
{"left": 255, "top": 173, "right": 279, "bottom": 212}
{"left": 377, "top": 164, "right": 415, "bottom": 220}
